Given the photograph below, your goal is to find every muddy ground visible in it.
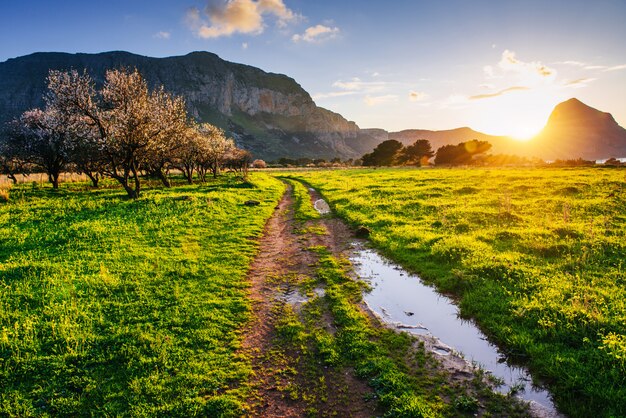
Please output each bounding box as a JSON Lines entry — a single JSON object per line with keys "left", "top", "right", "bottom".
{"left": 240, "top": 181, "right": 545, "bottom": 417}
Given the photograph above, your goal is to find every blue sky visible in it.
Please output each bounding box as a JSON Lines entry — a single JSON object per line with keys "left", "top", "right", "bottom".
{"left": 1, "top": 0, "right": 625, "bottom": 136}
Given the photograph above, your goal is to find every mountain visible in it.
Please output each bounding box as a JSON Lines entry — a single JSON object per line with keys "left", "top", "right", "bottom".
{"left": 527, "top": 98, "right": 626, "bottom": 160}
{"left": 383, "top": 99, "right": 626, "bottom": 161}
{"left": 1, "top": 51, "right": 624, "bottom": 162}
{"left": 0, "top": 51, "right": 363, "bottom": 161}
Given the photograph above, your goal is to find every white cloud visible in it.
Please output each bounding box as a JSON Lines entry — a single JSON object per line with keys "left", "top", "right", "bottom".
{"left": 559, "top": 60, "right": 588, "bottom": 67}
{"left": 604, "top": 64, "right": 626, "bottom": 72}
{"left": 242, "top": 42, "right": 248, "bottom": 49}
{"left": 332, "top": 77, "right": 388, "bottom": 92}
{"left": 364, "top": 94, "right": 398, "bottom": 106}
{"left": 312, "top": 91, "right": 357, "bottom": 100}
{"left": 154, "top": 31, "right": 171, "bottom": 40}
{"left": 292, "top": 24, "right": 339, "bottom": 43}
{"left": 408, "top": 91, "right": 428, "bottom": 102}
{"left": 557, "top": 60, "right": 626, "bottom": 72}
{"left": 498, "top": 50, "right": 556, "bottom": 80}
{"left": 563, "top": 78, "right": 597, "bottom": 88}
{"left": 186, "top": 0, "right": 298, "bottom": 39}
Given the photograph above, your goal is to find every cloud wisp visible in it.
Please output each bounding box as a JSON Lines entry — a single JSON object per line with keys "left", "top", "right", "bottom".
{"left": 563, "top": 78, "right": 597, "bottom": 88}
{"left": 604, "top": 64, "right": 626, "bottom": 72}
{"left": 364, "top": 94, "right": 398, "bottom": 106}
{"left": 153, "top": 31, "right": 171, "bottom": 40}
{"left": 469, "top": 86, "right": 529, "bottom": 100}
{"left": 314, "top": 76, "right": 402, "bottom": 106}
{"left": 408, "top": 91, "right": 428, "bottom": 102}
{"left": 186, "top": 0, "right": 298, "bottom": 38}
{"left": 557, "top": 59, "right": 626, "bottom": 72}
{"left": 292, "top": 24, "right": 339, "bottom": 43}
{"left": 312, "top": 91, "right": 357, "bottom": 100}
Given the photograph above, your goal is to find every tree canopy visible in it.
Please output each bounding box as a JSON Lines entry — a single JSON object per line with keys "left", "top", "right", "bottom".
{"left": 434, "top": 140, "right": 492, "bottom": 166}
{"left": 361, "top": 139, "right": 404, "bottom": 166}
{"left": 396, "top": 139, "right": 434, "bottom": 166}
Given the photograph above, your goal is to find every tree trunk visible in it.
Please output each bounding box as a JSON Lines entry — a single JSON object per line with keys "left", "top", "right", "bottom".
{"left": 7, "top": 173, "right": 17, "bottom": 185}
{"left": 183, "top": 164, "right": 194, "bottom": 184}
{"left": 49, "top": 172, "right": 60, "bottom": 189}
{"left": 85, "top": 171, "right": 100, "bottom": 188}
{"left": 131, "top": 165, "right": 141, "bottom": 199}
{"left": 157, "top": 169, "right": 171, "bottom": 188}
{"left": 197, "top": 167, "right": 207, "bottom": 183}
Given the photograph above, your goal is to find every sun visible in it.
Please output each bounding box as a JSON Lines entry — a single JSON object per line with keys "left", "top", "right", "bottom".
{"left": 508, "top": 123, "right": 543, "bottom": 141}
{"left": 469, "top": 92, "right": 556, "bottom": 140}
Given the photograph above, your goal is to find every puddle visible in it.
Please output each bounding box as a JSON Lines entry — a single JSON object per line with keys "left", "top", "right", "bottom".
{"left": 279, "top": 285, "right": 326, "bottom": 307}
{"left": 313, "top": 199, "right": 331, "bottom": 214}
{"left": 351, "top": 244, "right": 562, "bottom": 417}
{"left": 278, "top": 285, "right": 309, "bottom": 306}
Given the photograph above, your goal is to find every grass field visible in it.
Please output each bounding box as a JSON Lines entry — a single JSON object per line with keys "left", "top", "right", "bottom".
{"left": 0, "top": 175, "right": 284, "bottom": 416}
{"left": 263, "top": 180, "right": 529, "bottom": 417}
{"left": 287, "top": 167, "right": 626, "bottom": 418}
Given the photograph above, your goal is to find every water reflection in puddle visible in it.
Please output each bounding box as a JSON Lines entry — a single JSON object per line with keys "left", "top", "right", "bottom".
{"left": 351, "top": 244, "right": 561, "bottom": 416}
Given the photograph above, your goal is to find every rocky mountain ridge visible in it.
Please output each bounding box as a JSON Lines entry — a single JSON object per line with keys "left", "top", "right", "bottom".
{"left": 0, "top": 51, "right": 361, "bottom": 160}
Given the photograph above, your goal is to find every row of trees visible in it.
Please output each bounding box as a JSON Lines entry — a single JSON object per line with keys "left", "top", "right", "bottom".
{"left": 362, "top": 139, "right": 434, "bottom": 167}
{"left": 0, "top": 68, "right": 251, "bottom": 197}
{"left": 361, "top": 139, "right": 493, "bottom": 167}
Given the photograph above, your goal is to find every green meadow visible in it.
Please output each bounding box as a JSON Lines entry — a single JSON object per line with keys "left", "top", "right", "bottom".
{"left": 0, "top": 175, "right": 283, "bottom": 416}
{"left": 2, "top": 166, "right": 625, "bottom": 417}
{"left": 288, "top": 167, "right": 626, "bottom": 418}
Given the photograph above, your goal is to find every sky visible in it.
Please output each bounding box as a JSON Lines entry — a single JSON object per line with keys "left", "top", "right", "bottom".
{"left": 1, "top": 0, "right": 625, "bottom": 138}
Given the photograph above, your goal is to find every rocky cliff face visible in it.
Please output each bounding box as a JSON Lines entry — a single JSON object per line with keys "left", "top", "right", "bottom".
{"left": 0, "top": 51, "right": 360, "bottom": 160}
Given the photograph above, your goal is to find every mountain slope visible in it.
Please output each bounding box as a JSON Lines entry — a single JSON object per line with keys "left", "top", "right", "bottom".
{"left": 528, "top": 98, "right": 626, "bottom": 160}
{"left": 0, "top": 51, "right": 361, "bottom": 160}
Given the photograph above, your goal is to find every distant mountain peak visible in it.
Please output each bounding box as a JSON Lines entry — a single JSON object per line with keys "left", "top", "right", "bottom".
{"left": 534, "top": 98, "right": 626, "bottom": 160}
{"left": 545, "top": 97, "right": 616, "bottom": 126}
{"left": 548, "top": 98, "right": 617, "bottom": 125}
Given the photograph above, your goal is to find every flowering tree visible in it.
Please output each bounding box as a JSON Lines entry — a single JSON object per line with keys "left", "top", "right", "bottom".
{"left": 224, "top": 148, "right": 253, "bottom": 180}
{"left": 47, "top": 68, "right": 188, "bottom": 197}
{"left": 172, "top": 125, "right": 203, "bottom": 184}
{"left": 195, "top": 124, "right": 235, "bottom": 181}
{"left": 7, "top": 107, "right": 73, "bottom": 188}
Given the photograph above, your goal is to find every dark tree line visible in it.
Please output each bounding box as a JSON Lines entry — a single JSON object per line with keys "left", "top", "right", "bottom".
{"left": 433, "top": 140, "right": 492, "bottom": 165}
{"left": 362, "top": 139, "right": 435, "bottom": 167}
{"left": 361, "top": 138, "right": 493, "bottom": 167}
{"left": 0, "top": 68, "right": 251, "bottom": 197}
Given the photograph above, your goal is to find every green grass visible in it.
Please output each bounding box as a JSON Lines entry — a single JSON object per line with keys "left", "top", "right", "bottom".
{"left": 280, "top": 178, "right": 320, "bottom": 222}
{"left": 0, "top": 174, "right": 284, "bottom": 416}
{"left": 277, "top": 180, "right": 528, "bottom": 418}
{"left": 286, "top": 167, "right": 626, "bottom": 418}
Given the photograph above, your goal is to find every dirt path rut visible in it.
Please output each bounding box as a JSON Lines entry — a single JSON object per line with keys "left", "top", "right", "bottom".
{"left": 241, "top": 184, "right": 376, "bottom": 417}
